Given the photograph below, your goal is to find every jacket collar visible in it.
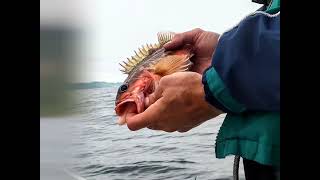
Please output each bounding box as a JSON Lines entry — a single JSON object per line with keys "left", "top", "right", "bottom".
{"left": 252, "top": 0, "right": 271, "bottom": 5}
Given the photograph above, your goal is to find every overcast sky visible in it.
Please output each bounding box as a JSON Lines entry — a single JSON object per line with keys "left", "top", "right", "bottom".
{"left": 41, "top": 0, "right": 261, "bottom": 83}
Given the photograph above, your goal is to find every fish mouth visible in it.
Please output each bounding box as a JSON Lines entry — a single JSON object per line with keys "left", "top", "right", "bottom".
{"left": 115, "top": 93, "right": 145, "bottom": 125}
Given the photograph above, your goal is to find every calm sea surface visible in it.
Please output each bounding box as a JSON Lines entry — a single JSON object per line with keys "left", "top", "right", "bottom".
{"left": 40, "top": 86, "right": 245, "bottom": 180}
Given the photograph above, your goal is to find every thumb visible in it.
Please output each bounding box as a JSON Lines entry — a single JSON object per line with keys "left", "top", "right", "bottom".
{"left": 126, "top": 98, "right": 165, "bottom": 131}
{"left": 163, "top": 28, "right": 203, "bottom": 50}
{"left": 163, "top": 33, "right": 184, "bottom": 50}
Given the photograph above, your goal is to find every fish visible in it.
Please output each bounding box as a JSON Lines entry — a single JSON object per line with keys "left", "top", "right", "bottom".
{"left": 114, "top": 32, "right": 194, "bottom": 125}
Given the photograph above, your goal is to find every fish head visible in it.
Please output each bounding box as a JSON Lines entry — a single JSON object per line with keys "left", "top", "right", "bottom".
{"left": 115, "top": 70, "right": 161, "bottom": 124}
{"left": 114, "top": 32, "right": 194, "bottom": 125}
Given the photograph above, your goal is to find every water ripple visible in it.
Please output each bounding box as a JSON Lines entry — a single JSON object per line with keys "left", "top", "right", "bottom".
{"left": 52, "top": 87, "right": 243, "bottom": 180}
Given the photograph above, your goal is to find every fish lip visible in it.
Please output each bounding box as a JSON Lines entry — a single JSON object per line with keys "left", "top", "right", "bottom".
{"left": 115, "top": 99, "right": 136, "bottom": 115}
{"left": 114, "top": 93, "right": 145, "bottom": 116}
{"left": 115, "top": 99, "right": 133, "bottom": 106}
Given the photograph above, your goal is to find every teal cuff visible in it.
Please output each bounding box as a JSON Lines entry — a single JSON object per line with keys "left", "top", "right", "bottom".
{"left": 205, "top": 68, "right": 246, "bottom": 113}
{"left": 266, "top": 0, "right": 280, "bottom": 14}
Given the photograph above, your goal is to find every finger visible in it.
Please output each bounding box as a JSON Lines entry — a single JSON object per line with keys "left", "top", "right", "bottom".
{"left": 117, "top": 102, "right": 140, "bottom": 125}
{"left": 177, "top": 121, "right": 204, "bottom": 133}
{"left": 117, "top": 111, "right": 137, "bottom": 125}
{"left": 162, "top": 128, "right": 176, "bottom": 133}
{"left": 147, "top": 125, "right": 155, "bottom": 130}
{"left": 177, "top": 128, "right": 190, "bottom": 133}
{"left": 126, "top": 98, "right": 165, "bottom": 131}
{"left": 148, "top": 125, "right": 175, "bottom": 132}
{"left": 163, "top": 28, "right": 203, "bottom": 50}
{"left": 144, "top": 85, "right": 163, "bottom": 108}
{"left": 147, "top": 125, "right": 161, "bottom": 130}
{"left": 148, "top": 123, "right": 176, "bottom": 132}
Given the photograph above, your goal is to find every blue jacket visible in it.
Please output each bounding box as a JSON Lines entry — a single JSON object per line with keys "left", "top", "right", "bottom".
{"left": 203, "top": 7, "right": 280, "bottom": 113}
{"left": 202, "top": 0, "right": 280, "bottom": 167}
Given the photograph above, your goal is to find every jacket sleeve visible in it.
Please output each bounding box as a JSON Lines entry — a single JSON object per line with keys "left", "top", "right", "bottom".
{"left": 202, "top": 11, "right": 280, "bottom": 113}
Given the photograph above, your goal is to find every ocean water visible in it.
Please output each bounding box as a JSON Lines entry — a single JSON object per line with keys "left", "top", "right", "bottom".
{"left": 40, "top": 86, "right": 245, "bottom": 180}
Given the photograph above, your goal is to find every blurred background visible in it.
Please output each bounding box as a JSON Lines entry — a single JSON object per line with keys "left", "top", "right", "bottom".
{"left": 40, "top": 0, "right": 260, "bottom": 179}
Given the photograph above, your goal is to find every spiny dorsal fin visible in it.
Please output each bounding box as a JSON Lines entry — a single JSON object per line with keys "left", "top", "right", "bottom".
{"left": 157, "top": 31, "right": 175, "bottom": 46}
{"left": 151, "top": 53, "right": 193, "bottom": 76}
{"left": 119, "top": 32, "right": 176, "bottom": 74}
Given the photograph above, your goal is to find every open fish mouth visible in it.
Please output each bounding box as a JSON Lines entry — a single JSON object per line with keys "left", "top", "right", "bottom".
{"left": 115, "top": 93, "right": 145, "bottom": 125}
{"left": 115, "top": 99, "right": 137, "bottom": 114}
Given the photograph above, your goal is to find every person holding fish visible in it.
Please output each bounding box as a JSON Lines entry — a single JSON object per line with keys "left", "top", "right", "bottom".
{"left": 115, "top": 0, "right": 279, "bottom": 179}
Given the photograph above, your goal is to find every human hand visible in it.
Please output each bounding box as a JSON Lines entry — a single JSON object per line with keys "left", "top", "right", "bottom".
{"left": 164, "top": 28, "right": 220, "bottom": 74}
{"left": 125, "top": 72, "right": 223, "bottom": 132}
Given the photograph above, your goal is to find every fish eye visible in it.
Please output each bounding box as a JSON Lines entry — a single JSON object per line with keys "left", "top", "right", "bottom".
{"left": 119, "top": 84, "right": 128, "bottom": 93}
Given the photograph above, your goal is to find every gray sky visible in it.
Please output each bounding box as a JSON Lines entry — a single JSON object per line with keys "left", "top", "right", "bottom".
{"left": 41, "top": 0, "right": 261, "bottom": 83}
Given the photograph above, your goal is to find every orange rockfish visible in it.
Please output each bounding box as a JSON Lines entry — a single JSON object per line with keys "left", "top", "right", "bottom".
{"left": 115, "top": 32, "right": 194, "bottom": 125}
